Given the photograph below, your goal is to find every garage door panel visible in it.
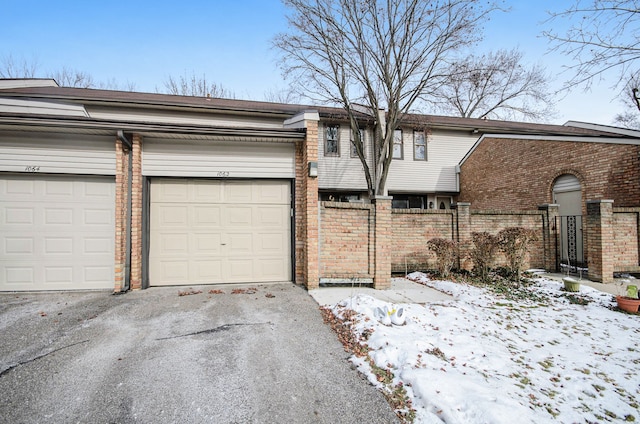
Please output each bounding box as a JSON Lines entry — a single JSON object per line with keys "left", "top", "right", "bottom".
{"left": 5, "top": 207, "right": 33, "bottom": 224}
{"left": 193, "top": 260, "right": 223, "bottom": 281}
{"left": 253, "top": 183, "right": 290, "bottom": 204}
{"left": 5, "top": 267, "right": 34, "bottom": 285}
{"left": 45, "top": 208, "right": 73, "bottom": 224}
{"left": 259, "top": 258, "right": 289, "bottom": 280}
{"left": 193, "top": 206, "right": 222, "bottom": 227}
{"left": 154, "top": 206, "right": 189, "bottom": 227}
{"left": 193, "top": 233, "right": 222, "bottom": 254}
{"left": 149, "top": 179, "right": 291, "bottom": 286}
{"left": 256, "top": 206, "right": 288, "bottom": 226}
{"left": 226, "top": 206, "right": 253, "bottom": 227}
{"left": 0, "top": 174, "right": 115, "bottom": 291}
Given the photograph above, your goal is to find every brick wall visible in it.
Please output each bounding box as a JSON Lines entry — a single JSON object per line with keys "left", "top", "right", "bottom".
{"left": 459, "top": 137, "right": 640, "bottom": 210}
{"left": 319, "top": 202, "right": 373, "bottom": 279}
{"left": 613, "top": 208, "right": 640, "bottom": 272}
{"left": 321, "top": 202, "right": 550, "bottom": 279}
{"left": 470, "top": 211, "right": 546, "bottom": 270}
{"left": 390, "top": 209, "right": 454, "bottom": 272}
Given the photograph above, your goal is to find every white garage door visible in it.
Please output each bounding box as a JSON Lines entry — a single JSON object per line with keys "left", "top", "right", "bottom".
{"left": 0, "top": 174, "right": 115, "bottom": 291}
{"left": 149, "top": 179, "right": 291, "bottom": 286}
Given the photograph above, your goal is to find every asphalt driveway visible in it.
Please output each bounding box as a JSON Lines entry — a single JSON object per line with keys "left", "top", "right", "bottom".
{"left": 0, "top": 284, "right": 398, "bottom": 424}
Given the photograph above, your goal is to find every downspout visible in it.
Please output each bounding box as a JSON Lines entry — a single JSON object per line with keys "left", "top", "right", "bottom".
{"left": 117, "top": 130, "right": 133, "bottom": 292}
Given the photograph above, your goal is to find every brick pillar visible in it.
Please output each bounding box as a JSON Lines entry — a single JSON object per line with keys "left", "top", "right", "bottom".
{"left": 304, "top": 121, "right": 319, "bottom": 289}
{"left": 455, "top": 202, "right": 472, "bottom": 271}
{"left": 114, "top": 137, "right": 128, "bottom": 292}
{"left": 586, "top": 200, "right": 614, "bottom": 283}
{"left": 538, "top": 204, "right": 559, "bottom": 271}
{"left": 373, "top": 196, "right": 392, "bottom": 289}
{"left": 286, "top": 111, "right": 320, "bottom": 289}
{"left": 130, "top": 134, "right": 144, "bottom": 290}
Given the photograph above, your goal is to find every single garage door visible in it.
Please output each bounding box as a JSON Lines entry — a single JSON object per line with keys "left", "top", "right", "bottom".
{"left": 149, "top": 179, "right": 291, "bottom": 285}
{"left": 0, "top": 174, "right": 115, "bottom": 291}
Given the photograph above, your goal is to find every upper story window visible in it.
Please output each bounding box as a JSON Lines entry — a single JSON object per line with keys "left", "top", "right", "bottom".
{"left": 414, "top": 130, "right": 426, "bottom": 161}
{"left": 392, "top": 129, "right": 403, "bottom": 159}
{"left": 325, "top": 124, "right": 340, "bottom": 156}
{"left": 350, "top": 128, "right": 365, "bottom": 158}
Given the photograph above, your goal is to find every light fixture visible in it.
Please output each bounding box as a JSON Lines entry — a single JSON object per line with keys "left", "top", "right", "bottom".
{"left": 308, "top": 161, "right": 318, "bottom": 178}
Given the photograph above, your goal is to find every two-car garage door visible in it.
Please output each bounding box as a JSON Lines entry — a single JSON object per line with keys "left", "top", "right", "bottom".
{"left": 149, "top": 179, "right": 291, "bottom": 286}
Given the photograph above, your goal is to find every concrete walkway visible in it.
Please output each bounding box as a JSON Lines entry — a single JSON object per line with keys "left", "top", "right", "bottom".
{"left": 309, "top": 272, "right": 626, "bottom": 307}
{"left": 309, "top": 277, "right": 452, "bottom": 306}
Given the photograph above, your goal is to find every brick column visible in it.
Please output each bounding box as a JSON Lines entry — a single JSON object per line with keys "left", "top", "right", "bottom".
{"left": 130, "top": 134, "right": 143, "bottom": 290}
{"left": 114, "top": 137, "right": 128, "bottom": 292}
{"left": 303, "top": 121, "right": 319, "bottom": 289}
{"left": 538, "top": 204, "right": 559, "bottom": 271}
{"left": 586, "top": 200, "right": 614, "bottom": 283}
{"left": 373, "top": 196, "right": 392, "bottom": 289}
{"left": 455, "top": 202, "right": 472, "bottom": 271}
{"left": 286, "top": 111, "right": 320, "bottom": 289}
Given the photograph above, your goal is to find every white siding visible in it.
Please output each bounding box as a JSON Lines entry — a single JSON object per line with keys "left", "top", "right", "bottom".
{"left": 87, "top": 106, "right": 285, "bottom": 129}
{"left": 387, "top": 130, "right": 477, "bottom": 192}
{"left": 318, "top": 124, "right": 370, "bottom": 190}
{"left": 0, "top": 133, "right": 115, "bottom": 175}
{"left": 317, "top": 125, "right": 477, "bottom": 193}
{"left": 143, "top": 139, "right": 295, "bottom": 178}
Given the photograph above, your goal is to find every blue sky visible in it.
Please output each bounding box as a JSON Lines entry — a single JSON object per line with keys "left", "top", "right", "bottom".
{"left": 1, "top": 0, "right": 626, "bottom": 125}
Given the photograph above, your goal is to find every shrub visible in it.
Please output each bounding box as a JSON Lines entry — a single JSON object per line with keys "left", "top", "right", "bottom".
{"left": 470, "top": 232, "right": 499, "bottom": 282}
{"left": 497, "top": 227, "right": 538, "bottom": 280}
{"left": 427, "top": 238, "right": 458, "bottom": 278}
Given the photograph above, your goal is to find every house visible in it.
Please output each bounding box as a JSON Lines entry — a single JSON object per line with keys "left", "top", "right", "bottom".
{"left": 457, "top": 122, "right": 640, "bottom": 282}
{"left": 1, "top": 78, "right": 638, "bottom": 291}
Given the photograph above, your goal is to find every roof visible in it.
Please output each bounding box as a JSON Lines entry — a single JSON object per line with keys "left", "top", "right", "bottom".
{"left": 0, "top": 79, "right": 635, "bottom": 139}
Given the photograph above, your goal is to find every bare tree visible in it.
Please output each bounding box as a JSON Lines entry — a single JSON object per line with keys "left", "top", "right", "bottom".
{"left": 1, "top": 55, "right": 136, "bottom": 91}
{"left": 263, "top": 87, "right": 302, "bottom": 104}
{"left": 544, "top": 1, "right": 640, "bottom": 98}
{"left": 0, "top": 54, "right": 38, "bottom": 78}
{"left": 50, "top": 67, "right": 96, "bottom": 88}
{"left": 614, "top": 72, "right": 640, "bottom": 128}
{"left": 275, "top": 0, "right": 500, "bottom": 196}
{"left": 160, "top": 72, "right": 234, "bottom": 98}
{"left": 430, "top": 49, "right": 556, "bottom": 121}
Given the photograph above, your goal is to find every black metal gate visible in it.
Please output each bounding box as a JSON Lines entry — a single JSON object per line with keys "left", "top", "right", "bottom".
{"left": 556, "top": 215, "right": 586, "bottom": 273}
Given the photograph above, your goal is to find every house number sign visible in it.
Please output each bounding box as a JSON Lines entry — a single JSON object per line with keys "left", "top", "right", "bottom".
{"left": 25, "top": 166, "right": 41, "bottom": 172}
{"left": 216, "top": 171, "right": 230, "bottom": 177}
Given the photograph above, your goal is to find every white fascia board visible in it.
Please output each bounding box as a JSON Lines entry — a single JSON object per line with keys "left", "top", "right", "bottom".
{"left": 565, "top": 120, "right": 640, "bottom": 138}
{"left": 0, "top": 98, "right": 89, "bottom": 117}
{"left": 0, "top": 78, "right": 59, "bottom": 89}
{"left": 458, "top": 133, "right": 640, "bottom": 166}
{"left": 283, "top": 110, "right": 320, "bottom": 129}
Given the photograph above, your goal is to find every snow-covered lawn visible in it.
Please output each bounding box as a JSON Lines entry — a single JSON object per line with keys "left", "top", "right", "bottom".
{"left": 324, "top": 272, "right": 639, "bottom": 423}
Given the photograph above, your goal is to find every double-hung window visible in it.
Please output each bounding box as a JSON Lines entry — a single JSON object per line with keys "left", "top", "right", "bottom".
{"left": 414, "top": 130, "right": 426, "bottom": 161}
{"left": 325, "top": 125, "right": 339, "bottom": 156}
{"left": 350, "top": 128, "right": 364, "bottom": 158}
{"left": 392, "top": 129, "right": 403, "bottom": 159}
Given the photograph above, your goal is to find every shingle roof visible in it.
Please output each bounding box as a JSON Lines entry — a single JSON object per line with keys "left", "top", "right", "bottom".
{"left": 0, "top": 83, "right": 632, "bottom": 138}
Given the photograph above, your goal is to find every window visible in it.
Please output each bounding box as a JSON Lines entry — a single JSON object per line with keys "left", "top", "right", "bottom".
{"left": 414, "top": 130, "right": 426, "bottom": 161}
{"left": 320, "top": 192, "right": 363, "bottom": 202}
{"left": 350, "top": 128, "right": 365, "bottom": 158}
{"left": 392, "top": 129, "right": 403, "bottom": 159}
{"left": 325, "top": 125, "right": 339, "bottom": 156}
{"left": 391, "top": 194, "right": 428, "bottom": 209}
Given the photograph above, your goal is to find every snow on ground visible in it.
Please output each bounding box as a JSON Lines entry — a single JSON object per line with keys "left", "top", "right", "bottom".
{"left": 327, "top": 272, "right": 639, "bottom": 423}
